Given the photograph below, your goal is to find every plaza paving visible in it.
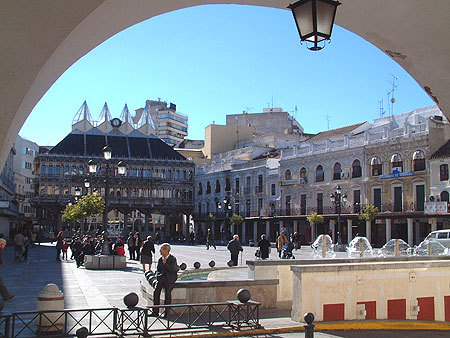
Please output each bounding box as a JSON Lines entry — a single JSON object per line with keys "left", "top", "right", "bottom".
{"left": 1, "top": 243, "right": 445, "bottom": 337}
{"left": 2, "top": 242, "right": 331, "bottom": 313}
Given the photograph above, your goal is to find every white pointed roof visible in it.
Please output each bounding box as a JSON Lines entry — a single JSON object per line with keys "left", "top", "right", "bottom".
{"left": 96, "top": 102, "right": 113, "bottom": 133}
{"left": 119, "top": 104, "right": 135, "bottom": 135}
{"left": 137, "top": 101, "right": 157, "bottom": 136}
{"left": 72, "top": 101, "right": 94, "bottom": 132}
{"left": 97, "top": 102, "right": 112, "bottom": 125}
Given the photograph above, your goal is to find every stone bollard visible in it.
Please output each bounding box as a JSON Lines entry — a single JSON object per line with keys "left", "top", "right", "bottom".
{"left": 322, "top": 239, "right": 327, "bottom": 258}
{"left": 427, "top": 241, "right": 433, "bottom": 255}
{"left": 36, "top": 283, "right": 65, "bottom": 333}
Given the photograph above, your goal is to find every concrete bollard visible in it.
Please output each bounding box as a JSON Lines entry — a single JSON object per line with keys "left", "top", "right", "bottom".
{"left": 394, "top": 239, "right": 400, "bottom": 256}
{"left": 36, "top": 283, "right": 65, "bottom": 333}
{"left": 427, "top": 241, "right": 433, "bottom": 255}
{"left": 322, "top": 239, "right": 327, "bottom": 258}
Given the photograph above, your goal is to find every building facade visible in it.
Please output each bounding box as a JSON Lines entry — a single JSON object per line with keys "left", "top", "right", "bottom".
{"left": 278, "top": 105, "right": 449, "bottom": 247}
{"left": 32, "top": 102, "right": 195, "bottom": 239}
{"left": 194, "top": 105, "right": 450, "bottom": 248}
{"left": 13, "top": 135, "right": 39, "bottom": 230}
{"left": 135, "top": 99, "right": 188, "bottom": 147}
{"left": 0, "top": 147, "right": 19, "bottom": 238}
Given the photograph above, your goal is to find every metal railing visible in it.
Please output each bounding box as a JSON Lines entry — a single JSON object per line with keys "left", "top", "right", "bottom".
{"left": 0, "top": 302, "right": 260, "bottom": 337}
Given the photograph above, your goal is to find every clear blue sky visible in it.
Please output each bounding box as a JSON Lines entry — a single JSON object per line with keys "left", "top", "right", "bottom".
{"left": 20, "top": 4, "right": 434, "bottom": 146}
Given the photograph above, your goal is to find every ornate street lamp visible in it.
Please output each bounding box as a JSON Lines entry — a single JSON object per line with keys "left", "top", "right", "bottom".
{"left": 288, "top": 0, "right": 341, "bottom": 51}
{"left": 117, "top": 161, "right": 127, "bottom": 176}
{"left": 330, "top": 185, "right": 347, "bottom": 244}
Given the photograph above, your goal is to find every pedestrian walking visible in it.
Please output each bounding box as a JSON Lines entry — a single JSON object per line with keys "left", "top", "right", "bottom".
{"left": 140, "top": 236, "right": 155, "bottom": 272}
{"left": 276, "top": 232, "right": 288, "bottom": 258}
{"left": 126, "top": 232, "right": 136, "bottom": 260}
{"left": 292, "top": 231, "right": 301, "bottom": 250}
{"left": 151, "top": 243, "right": 179, "bottom": 318}
{"left": 206, "top": 229, "right": 216, "bottom": 250}
{"left": 189, "top": 231, "right": 195, "bottom": 245}
{"left": 134, "top": 232, "right": 142, "bottom": 261}
{"left": 257, "top": 234, "right": 271, "bottom": 259}
{"left": 14, "top": 230, "right": 25, "bottom": 261}
{"left": 227, "top": 235, "right": 243, "bottom": 266}
{"left": 55, "top": 231, "right": 64, "bottom": 261}
{"left": 155, "top": 232, "right": 161, "bottom": 245}
{"left": 0, "top": 239, "right": 14, "bottom": 301}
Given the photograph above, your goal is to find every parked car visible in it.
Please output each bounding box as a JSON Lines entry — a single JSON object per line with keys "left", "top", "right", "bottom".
{"left": 425, "top": 229, "right": 450, "bottom": 248}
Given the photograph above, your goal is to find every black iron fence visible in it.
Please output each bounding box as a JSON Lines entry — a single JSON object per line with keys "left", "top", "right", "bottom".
{"left": 0, "top": 301, "right": 260, "bottom": 337}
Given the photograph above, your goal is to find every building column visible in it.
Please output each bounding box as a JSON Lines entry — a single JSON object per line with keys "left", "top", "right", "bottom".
{"left": 124, "top": 213, "right": 129, "bottom": 234}
{"left": 294, "top": 220, "right": 299, "bottom": 233}
{"left": 386, "top": 218, "right": 392, "bottom": 243}
{"left": 279, "top": 220, "right": 284, "bottom": 233}
{"left": 311, "top": 223, "right": 316, "bottom": 243}
{"left": 414, "top": 220, "right": 420, "bottom": 245}
{"left": 430, "top": 218, "right": 437, "bottom": 231}
{"left": 407, "top": 218, "right": 414, "bottom": 246}
{"left": 253, "top": 221, "right": 258, "bottom": 243}
{"left": 144, "top": 213, "right": 149, "bottom": 233}
{"left": 242, "top": 221, "right": 246, "bottom": 243}
{"left": 265, "top": 221, "right": 270, "bottom": 239}
{"left": 347, "top": 219, "right": 353, "bottom": 243}
{"left": 366, "top": 220, "right": 371, "bottom": 243}
{"left": 329, "top": 220, "right": 336, "bottom": 242}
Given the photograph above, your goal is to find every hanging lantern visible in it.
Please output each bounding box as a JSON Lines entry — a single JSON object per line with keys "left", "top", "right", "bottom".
{"left": 288, "top": 0, "right": 341, "bottom": 51}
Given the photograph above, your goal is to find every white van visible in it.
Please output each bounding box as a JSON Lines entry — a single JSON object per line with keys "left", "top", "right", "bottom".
{"left": 425, "top": 229, "right": 450, "bottom": 248}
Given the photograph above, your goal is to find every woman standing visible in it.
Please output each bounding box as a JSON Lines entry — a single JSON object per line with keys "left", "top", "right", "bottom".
{"left": 134, "top": 232, "right": 142, "bottom": 261}
{"left": 140, "top": 236, "right": 155, "bottom": 272}
{"left": 56, "top": 231, "right": 64, "bottom": 261}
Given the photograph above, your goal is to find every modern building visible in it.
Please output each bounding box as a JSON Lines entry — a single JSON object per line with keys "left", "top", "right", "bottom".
{"left": 32, "top": 102, "right": 195, "bottom": 239}
{"left": 0, "top": 147, "right": 19, "bottom": 238}
{"left": 135, "top": 99, "right": 188, "bottom": 147}
{"left": 13, "top": 135, "right": 39, "bottom": 230}
{"left": 227, "top": 108, "right": 304, "bottom": 136}
{"left": 193, "top": 108, "right": 308, "bottom": 242}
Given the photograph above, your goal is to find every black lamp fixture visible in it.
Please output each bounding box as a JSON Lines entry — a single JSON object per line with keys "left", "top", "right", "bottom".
{"left": 288, "top": 0, "right": 341, "bottom": 51}
{"left": 330, "top": 185, "right": 347, "bottom": 244}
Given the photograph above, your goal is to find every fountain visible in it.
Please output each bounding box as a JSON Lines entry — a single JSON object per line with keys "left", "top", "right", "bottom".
{"left": 414, "top": 239, "right": 449, "bottom": 256}
{"left": 311, "top": 234, "right": 335, "bottom": 259}
{"left": 378, "top": 238, "right": 411, "bottom": 257}
{"left": 347, "top": 236, "right": 373, "bottom": 258}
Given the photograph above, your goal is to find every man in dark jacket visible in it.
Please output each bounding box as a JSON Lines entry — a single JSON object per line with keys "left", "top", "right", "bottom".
{"left": 127, "top": 232, "right": 136, "bottom": 260}
{"left": 227, "top": 235, "right": 243, "bottom": 266}
{"left": 257, "top": 234, "right": 271, "bottom": 259}
{"left": 152, "top": 243, "right": 179, "bottom": 317}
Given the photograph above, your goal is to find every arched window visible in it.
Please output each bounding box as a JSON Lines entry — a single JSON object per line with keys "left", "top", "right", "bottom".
{"left": 300, "top": 167, "right": 307, "bottom": 182}
{"left": 206, "top": 181, "right": 211, "bottom": 194}
{"left": 391, "top": 153, "right": 403, "bottom": 172}
{"left": 413, "top": 150, "right": 426, "bottom": 171}
{"left": 441, "top": 191, "right": 449, "bottom": 202}
{"left": 285, "top": 169, "right": 292, "bottom": 180}
{"left": 371, "top": 156, "right": 382, "bottom": 176}
{"left": 352, "top": 159, "right": 362, "bottom": 178}
{"left": 198, "top": 182, "right": 203, "bottom": 195}
{"left": 225, "top": 178, "right": 231, "bottom": 192}
{"left": 316, "top": 165, "right": 324, "bottom": 182}
{"left": 333, "top": 162, "right": 342, "bottom": 180}
{"left": 215, "top": 179, "right": 221, "bottom": 193}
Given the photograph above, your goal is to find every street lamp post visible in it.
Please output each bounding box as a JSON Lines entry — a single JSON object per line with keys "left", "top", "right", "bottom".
{"left": 217, "top": 197, "right": 232, "bottom": 241}
{"left": 87, "top": 145, "right": 126, "bottom": 233}
{"left": 330, "top": 185, "right": 347, "bottom": 245}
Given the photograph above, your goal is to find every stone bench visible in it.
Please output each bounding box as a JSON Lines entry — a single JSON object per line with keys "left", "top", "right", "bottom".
{"left": 84, "top": 255, "right": 127, "bottom": 269}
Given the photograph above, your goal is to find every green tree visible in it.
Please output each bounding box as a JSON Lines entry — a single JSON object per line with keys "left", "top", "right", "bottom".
{"left": 62, "top": 193, "right": 105, "bottom": 223}
{"left": 359, "top": 204, "right": 379, "bottom": 222}
{"left": 229, "top": 213, "right": 244, "bottom": 227}
{"left": 307, "top": 212, "right": 324, "bottom": 225}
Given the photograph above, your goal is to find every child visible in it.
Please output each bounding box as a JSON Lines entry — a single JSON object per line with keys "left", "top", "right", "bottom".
{"left": 62, "top": 238, "right": 69, "bottom": 260}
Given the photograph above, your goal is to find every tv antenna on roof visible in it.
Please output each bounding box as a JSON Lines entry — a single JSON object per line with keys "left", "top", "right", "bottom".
{"left": 325, "top": 113, "right": 331, "bottom": 130}
{"left": 378, "top": 100, "right": 386, "bottom": 118}
{"left": 387, "top": 75, "right": 398, "bottom": 116}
